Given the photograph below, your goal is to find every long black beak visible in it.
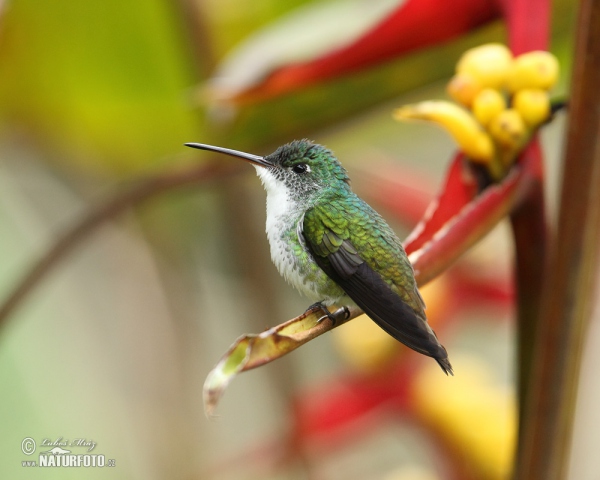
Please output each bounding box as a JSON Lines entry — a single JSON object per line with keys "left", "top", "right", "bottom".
{"left": 185, "top": 143, "right": 274, "bottom": 168}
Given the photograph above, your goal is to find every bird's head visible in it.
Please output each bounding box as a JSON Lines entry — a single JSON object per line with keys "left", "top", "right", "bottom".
{"left": 185, "top": 139, "right": 351, "bottom": 203}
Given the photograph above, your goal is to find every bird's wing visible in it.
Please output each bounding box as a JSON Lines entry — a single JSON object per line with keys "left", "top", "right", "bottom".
{"left": 302, "top": 198, "right": 452, "bottom": 374}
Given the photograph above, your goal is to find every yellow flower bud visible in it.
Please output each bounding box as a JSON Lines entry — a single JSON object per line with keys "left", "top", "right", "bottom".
{"left": 507, "top": 50, "right": 559, "bottom": 92}
{"left": 456, "top": 43, "right": 514, "bottom": 90}
{"left": 487, "top": 108, "right": 527, "bottom": 149}
{"left": 447, "top": 72, "right": 482, "bottom": 107}
{"left": 472, "top": 88, "right": 507, "bottom": 127}
{"left": 394, "top": 101, "right": 494, "bottom": 162}
{"left": 512, "top": 88, "right": 551, "bottom": 127}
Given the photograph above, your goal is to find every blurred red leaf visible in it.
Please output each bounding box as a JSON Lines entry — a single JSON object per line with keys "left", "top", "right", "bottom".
{"left": 221, "top": 0, "right": 502, "bottom": 104}
{"left": 292, "top": 364, "right": 413, "bottom": 445}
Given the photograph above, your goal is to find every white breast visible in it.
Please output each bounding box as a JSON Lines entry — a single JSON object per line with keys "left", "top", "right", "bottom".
{"left": 254, "top": 167, "right": 318, "bottom": 298}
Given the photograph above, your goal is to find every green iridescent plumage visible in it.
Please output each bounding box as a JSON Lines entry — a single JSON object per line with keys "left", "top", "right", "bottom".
{"left": 303, "top": 194, "right": 424, "bottom": 315}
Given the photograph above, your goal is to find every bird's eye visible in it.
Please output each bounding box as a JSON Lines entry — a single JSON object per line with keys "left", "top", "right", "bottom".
{"left": 292, "top": 163, "right": 309, "bottom": 174}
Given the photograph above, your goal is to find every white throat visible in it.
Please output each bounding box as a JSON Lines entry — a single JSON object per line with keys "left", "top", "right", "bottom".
{"left": 254, "top": 166, "right": 306, "bottom": 285}
{"left": 254, "top": 166, "right": 298, "bottom": 229}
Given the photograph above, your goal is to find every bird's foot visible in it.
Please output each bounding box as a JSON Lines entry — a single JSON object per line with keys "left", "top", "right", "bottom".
{"left": 309, "top": 303, "right": 350, "bottom": 326}
{"left": 305, "top": 301, "right": 328, "bottom": 314}
{"left": 304, "top": 301, "right": 333, "bottom": 323}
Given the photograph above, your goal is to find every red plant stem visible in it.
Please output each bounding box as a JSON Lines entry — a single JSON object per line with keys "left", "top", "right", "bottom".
{"left": 508, "top": 140, "right": 547, "bottom": 439}
{"left": 516, "top": 0, "right": 600, "bottom": 478}
{"left": 504, "top": 0, "right": 551, "bottom": 464}
{"left": 504, "top": 0, "right": 550, "bottom": 54}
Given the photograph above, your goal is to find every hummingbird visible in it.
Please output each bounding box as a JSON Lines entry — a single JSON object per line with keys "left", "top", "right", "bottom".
{"left": 185, "top": 140, "right": 453, "bottom": 375}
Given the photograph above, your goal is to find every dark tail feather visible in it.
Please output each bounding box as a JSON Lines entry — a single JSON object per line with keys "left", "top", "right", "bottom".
{"left": 436, "top": 354, "right": 454, "bottom": 376}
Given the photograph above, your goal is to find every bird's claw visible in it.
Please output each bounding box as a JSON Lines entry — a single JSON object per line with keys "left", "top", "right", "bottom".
{"left": 312, "top": 304, "right": 350, "bottom": 326}
{"left": 305, "top": 301, "right": 327, "bottom": 314}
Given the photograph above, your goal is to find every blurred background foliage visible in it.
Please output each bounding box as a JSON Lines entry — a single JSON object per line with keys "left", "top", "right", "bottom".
{"left": 0, "top": 0, "right": 595, "bottom": 479}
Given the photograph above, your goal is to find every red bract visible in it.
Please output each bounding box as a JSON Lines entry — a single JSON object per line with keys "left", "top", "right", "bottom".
{"left": 403, "top": 153, "right": 479, "bottom": 255}
{"left": 414, "top": 144, "right": 543, "bottom": 285}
